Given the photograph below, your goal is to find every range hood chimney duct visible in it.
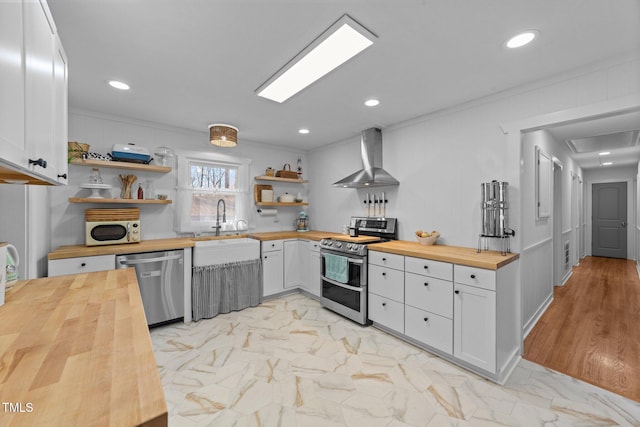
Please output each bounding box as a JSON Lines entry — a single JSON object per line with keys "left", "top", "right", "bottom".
{"left": 332, "top": 128, "right": 399, "bottom": 188}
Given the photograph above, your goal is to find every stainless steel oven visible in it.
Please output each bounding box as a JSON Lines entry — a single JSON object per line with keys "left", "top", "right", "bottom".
{"left": 320, "top": 247, "right": 368, "bottom": 325}
{"left": 319, "top": 217, "right": 397, "bottom": 325}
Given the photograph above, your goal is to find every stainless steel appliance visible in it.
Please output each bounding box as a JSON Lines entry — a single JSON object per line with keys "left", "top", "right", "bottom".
{"left": 116, "top": 250, "right": 184, "bottom": 326}
{"left": 319, "top": 217, "right": 397, "bottom": 325}
{"left": 479, "top": 180, "right": 515, "bottom": 254}
{"left": 85, "top": 208, "right": 141, "bottom": 246}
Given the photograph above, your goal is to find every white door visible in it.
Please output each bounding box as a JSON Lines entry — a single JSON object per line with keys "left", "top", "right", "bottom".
{"left": 262, "top": 250, "right": 283, "bottom": 296}
{"left": 52, "top": 35, "right": 68, "bottom": 183}
{"left": 454, "top": 283, "right": 496, "bottom": 373}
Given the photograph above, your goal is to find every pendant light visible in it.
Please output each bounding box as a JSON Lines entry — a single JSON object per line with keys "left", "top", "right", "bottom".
{"left": 209, "top": 124, "right": 238, "bottom": 147}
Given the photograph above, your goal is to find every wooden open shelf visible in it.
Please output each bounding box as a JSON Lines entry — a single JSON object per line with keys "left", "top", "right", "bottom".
{"left": 69, "top": 198, "right": 172, "bottom": 204}
{"left": 254, "top": 175, "right": 307, "bottom": 184}
{"left": 70, "top": 158, "right": 171, "bottom": 173}
{"left": 256, "top": 202, "right": 308, "bottom": 207}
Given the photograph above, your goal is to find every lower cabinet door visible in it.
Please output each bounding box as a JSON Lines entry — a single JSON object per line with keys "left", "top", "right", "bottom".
{"left": 262, "top": 250, "right": 283, "bottom": 296}
{"left": 405, "top": 305, "right": 452, "bottom": 355}
{"left": 368, "top": 292, "right": 404, "bottom": 333}
{"left": 453, "top": 283, "right": 496, "bottom": 373}
{"left": 307, "top": 249, "right": 321, "bottom": 297}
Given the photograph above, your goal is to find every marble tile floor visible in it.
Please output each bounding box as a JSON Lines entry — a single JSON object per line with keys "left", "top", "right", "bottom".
{"left": 150, "top": 293, "right": 640, "bottom": 426}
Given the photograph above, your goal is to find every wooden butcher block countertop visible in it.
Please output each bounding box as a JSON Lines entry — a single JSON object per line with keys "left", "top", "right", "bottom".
{"left": 248, "top": 230, "right": 341, "bottom": 241}
{"left": 48, "top": 237, "right": 195, "bottom": 260}
{"left": 369, "top": 240, "right": 519, "bottom": 270}
{"left": 0, "top": 268, "right": 167, "bottom": 426}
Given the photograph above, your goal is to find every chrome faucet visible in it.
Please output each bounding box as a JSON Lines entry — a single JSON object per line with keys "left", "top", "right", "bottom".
{"left": 214, "top": 199, "right": 226, "bottom": 236}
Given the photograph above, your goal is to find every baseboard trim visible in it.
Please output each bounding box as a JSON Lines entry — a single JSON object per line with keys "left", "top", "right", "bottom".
{"left": 560, "top": 270, "right": 573, "bottom": 287}
{"left": 523, "top": 292, "right": 554, "bottom": 339}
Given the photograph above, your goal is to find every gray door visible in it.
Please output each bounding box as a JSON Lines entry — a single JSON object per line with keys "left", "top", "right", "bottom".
{"left": 592, "top": 182, "right": 627, "bottom": 258}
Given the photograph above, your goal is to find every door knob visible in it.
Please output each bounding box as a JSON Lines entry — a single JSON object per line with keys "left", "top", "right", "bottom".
{"left": 621, "top": 221, "right": 627, "bottom": 228}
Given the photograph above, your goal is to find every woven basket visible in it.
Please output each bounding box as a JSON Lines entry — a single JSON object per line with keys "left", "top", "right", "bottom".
{"left": 275, "top": 163, "right": 299, "bottom": 179}
{"left": 68, "top": 141, "right": 90, "bottom": 162}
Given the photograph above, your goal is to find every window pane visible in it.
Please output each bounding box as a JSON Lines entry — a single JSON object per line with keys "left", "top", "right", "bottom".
{"left": 191, "top": 193, "right": 236, "bottom": 222}
{"left": 190, "top": 163, "right": 237, "bottom": 190}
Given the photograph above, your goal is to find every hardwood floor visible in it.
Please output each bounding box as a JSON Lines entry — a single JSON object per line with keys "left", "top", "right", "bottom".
{"left": 523, "top": 256, "right": 640, "bottom": 402}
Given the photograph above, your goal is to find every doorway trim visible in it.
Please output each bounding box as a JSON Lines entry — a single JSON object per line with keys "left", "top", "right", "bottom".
{"left": 501, "top": 93, "right": 640, "bottom": 351}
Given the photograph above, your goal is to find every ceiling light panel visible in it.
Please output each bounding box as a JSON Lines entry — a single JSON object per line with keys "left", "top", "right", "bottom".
{"left": 256, "top": 15, "right": 376, "bottom": 103}
{"left": 505, "top": 30, "right": 538, "bottom": 49}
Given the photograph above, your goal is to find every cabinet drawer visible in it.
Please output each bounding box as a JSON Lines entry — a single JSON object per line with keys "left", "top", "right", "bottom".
{"left": 369, "top": 251, "right": 404, "bottom": 270}
{"left": 405, "top": 273, "right": 453, "bottom": 318}
{"left": 369, "top": 292, "right": 404, "bottom": 333}
{"left": 262, "top": 240, "right": 284, "bottom": 252}
{"left": 405, "top": 257, "right": 452, "bottom": 281}
{"left": 309, "top": 241, "right": 321, "bottom": 252}
{"left": 454, "top": 265, "right": 496, "bottom": 291}
{"left": 368, "top": 264, "right": 404, "bottom": 302}
{"left": 48, "top": 254, "right": 115, "bottom": 277}
{"left": 405, "top": 305, "right": 452, "bottom": 355}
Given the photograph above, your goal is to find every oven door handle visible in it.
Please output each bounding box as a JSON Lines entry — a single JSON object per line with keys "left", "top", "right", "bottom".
{"left": 320, "top": 253, "right": 364, "bottom": 264}
{"left": 321, "top": 275, "right": 364, "bottom": 292}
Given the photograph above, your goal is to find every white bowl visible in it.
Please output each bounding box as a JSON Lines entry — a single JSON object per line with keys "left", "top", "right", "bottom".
{"left": 416, "top": 234, "right": 439, "bottom": 245}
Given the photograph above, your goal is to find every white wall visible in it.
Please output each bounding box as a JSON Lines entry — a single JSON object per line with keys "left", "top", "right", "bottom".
{"left": 309, "top": 53, "right": 640, "bottom": 335}
{"left": 583, "top": 165, "right": 637, "bottom": 259}
{"left": 49, "top": 110, "right": 310, "bottom": 249}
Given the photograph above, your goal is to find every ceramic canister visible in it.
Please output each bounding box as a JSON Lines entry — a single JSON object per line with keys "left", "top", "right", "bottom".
{"left": 0, "top": 243, "right": 6, "bottom": 306}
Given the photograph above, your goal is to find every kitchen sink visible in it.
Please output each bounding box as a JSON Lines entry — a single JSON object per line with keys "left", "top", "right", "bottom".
{"left": 193, "top": 238, "right": 260, "bottom": 267}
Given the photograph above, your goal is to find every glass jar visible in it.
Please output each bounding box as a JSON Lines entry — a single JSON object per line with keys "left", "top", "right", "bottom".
{"left": 144, "top": 180, "right": 156, "bottom": 200}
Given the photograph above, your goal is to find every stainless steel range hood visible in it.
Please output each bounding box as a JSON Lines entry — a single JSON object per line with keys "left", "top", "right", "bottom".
{"left": 333, "top": 128, "right": 399, "bottom": 188}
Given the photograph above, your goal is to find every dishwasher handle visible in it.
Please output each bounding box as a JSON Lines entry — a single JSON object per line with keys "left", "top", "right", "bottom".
{"left": 116, "top": 254, "right": 182, "bottom": 267}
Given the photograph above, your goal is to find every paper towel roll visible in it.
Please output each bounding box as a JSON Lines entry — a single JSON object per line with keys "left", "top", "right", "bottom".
{"left": 257, "top": 208, "right": 278, "bottom": 216}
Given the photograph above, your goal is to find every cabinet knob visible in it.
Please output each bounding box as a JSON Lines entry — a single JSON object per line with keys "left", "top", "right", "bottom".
{"left": 80, "top": 262, "right": 86, "bottom": 267}
{"left": 29, "top": 158, "right": 47, "bottom": 169}
{"left": 454, "top": 290, "right": 460, "bottom": 294}
{"left": 423, "top": 317, "right": 429, "bottom": 322}
{"left": 382, "top": 272, "right": 386, "bottom": 276}
{"left": 271, "top": 243, "right": 275, "bottom": 247}
{"left": 470, "top": 274, "right": 476, "bottom": 279}
{"left": 382, "top": 302, "right": 386, "bottom": 307}
{"left": 57, "top": 173, "right": 67, "bottom": 179}
{"left": 424, "top": 282, "right": 429, "bottom": 287}
{"left": 382, "top": 257, "right": 387, "bottom": 261}
{"left": 423, "top": 265, "right": 428, "bottom": 269}
{"left": 264, "top": 256, "right": 268, "bottom": 259}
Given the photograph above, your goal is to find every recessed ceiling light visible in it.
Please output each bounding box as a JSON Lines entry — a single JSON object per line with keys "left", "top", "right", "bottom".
{"left": 298, "top": 128, "right": 310, "bottom": 134}
{"left": 256, "top": 14, "right": 376, "bottom": 103}
{"left": 108, "top": 80, "right": 130, "bottom": 90}
{"left": 598, "top": 151, "right": 611, "bottom": 156}
{"left": 505, "top": 30, "right": 539, "bottom": 49}
{"left": 364, "top": 99, "right": 380, "bottom": 107}
{"left": 602, "top": 162, "right": 613, "bottom": 166}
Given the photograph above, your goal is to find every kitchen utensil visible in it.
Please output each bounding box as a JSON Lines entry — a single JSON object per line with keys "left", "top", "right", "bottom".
{"left": 5, "top": 243, "right": 19, "bottom": 284}
{"left": 365, "top": 193, "right": 370, "bottom": 217}
{"left": 112, "top": 143, "right": 151, "bottom": 164}
{"left": 382, "top": 192, "right": 386, "bottom": 217}
{"left": 349, "top": 226, "right": 359, "bottom": 237}
{"left": 119, "top": 174, "right": 137, "bottom": 199}
{"left": 275, "top": 163, "right": 299, "bottom": 179}
{"left": 279, "top": 192, "right": 295, "bottom": 203}
{"left": 294, "top": 211, "right": 309, "bottom": 232}
{"left": 80, "top": 183, "right": 112, "bottom": 198}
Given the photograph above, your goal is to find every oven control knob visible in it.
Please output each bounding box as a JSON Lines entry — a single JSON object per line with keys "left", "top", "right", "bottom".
{"left": 352, "top": 244, "right": 361, "bottom": 251}
{"left": 346, "top": 243, "right": 352, "bottom": 249}
{"left": 320, "top": 239, "right": 326, "bottom": 245}
{"left": 335, "top": 242, "right": 343, "bottom": 248}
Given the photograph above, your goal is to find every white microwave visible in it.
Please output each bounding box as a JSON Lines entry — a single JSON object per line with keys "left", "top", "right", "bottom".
{"left": 85, "top": 220, "right": 141, "bottom": 246}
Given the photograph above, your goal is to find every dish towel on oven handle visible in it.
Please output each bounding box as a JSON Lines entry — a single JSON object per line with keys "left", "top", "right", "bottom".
{"left": 324, "top": 253, "right": 348, "bottom": 283}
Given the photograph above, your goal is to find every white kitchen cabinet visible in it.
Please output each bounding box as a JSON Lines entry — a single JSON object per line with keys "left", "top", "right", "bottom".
{"left": 262, "top": 240, "right": 284, "bottom": 297}
{"left": 306, "top": 240, "right": 321, "bottom": 297}
{"left": 453, "top": 282, "right": 496, "bottom": 373}
{"left": 368, "top": 250, "right": 404, "bottom": 333}
{"left": 405, "top": 272, "right": 453, "bottom": 319}
{"left": 0, "top": 0, "right": 68, "bottom": 185}
{"left": 0, "top": 1, "right": 27, "bottom": 169}
{"left": 405, "top": 305, "right": 453, "bottom": 354}
{"left": 284, "top": 239, "right": 306, "bottom": 289}
{"left": 48, "top": 254, "right": 115, "bottom": 277}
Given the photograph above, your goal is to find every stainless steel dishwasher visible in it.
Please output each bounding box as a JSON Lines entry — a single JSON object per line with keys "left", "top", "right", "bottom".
{"left": 116, "top": 250, "right": 184, "bottom": 326}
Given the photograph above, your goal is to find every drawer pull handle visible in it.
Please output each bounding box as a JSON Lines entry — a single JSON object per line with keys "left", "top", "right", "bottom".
{"left": 424, "top": 282, "right": 429, "bottom": 287}
{"left": 80, "top": 263, "right": 86, "bottom": 267}
{"left": 382, "top": 257, "right": 387, "bottom": 261}
{"left": 264, "top": 256, "right": 268, "bottom": 259}
{"left": 423, "top": 317, "right": 429, "bottom": 322}
{"left": 382, "top": 302, "right": 386, "bottom": 307}
{"left": 382, "top": 272, "right": 386, "bottom": 276}
{"left": 470, "top": 274, "right": 476, "bottom": 279}
{"left": 423, "top": 265, "right": 428, "bottom": 269}
{"left": 454, "top": 290, "right": 460, "bottom": 294}
{"left": 271, "top": 243, "right": 275, "bottom": 247}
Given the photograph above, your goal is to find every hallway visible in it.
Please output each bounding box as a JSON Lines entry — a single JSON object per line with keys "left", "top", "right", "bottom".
{"left": 524, "top": 256, "right": 640, "bottom": 402}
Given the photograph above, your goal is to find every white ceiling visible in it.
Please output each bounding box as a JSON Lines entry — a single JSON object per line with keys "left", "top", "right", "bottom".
{"left": 48, "top": 0, "right": 640, "bottom": 150}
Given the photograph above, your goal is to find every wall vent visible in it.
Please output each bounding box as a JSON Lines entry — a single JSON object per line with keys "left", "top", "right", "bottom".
{"left": 564, "top": 240, "right": 570, "bottom": 271}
